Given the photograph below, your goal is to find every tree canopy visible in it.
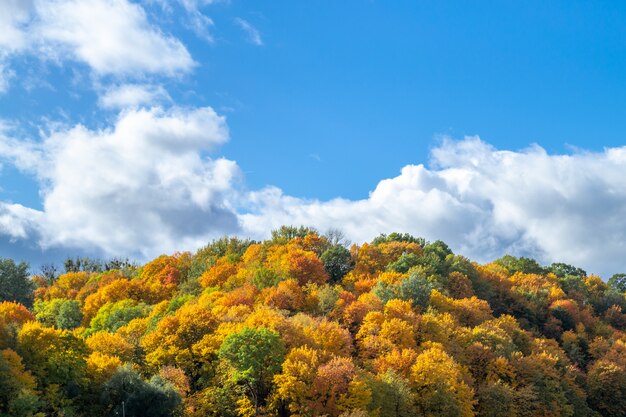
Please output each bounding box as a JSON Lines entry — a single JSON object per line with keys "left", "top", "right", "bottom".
{"left": 0, "top": 227, "right": 624, "bottom": 416}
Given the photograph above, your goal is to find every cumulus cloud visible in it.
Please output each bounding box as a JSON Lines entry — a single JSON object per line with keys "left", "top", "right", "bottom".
{"left": 0, "top": 202, "right": 42, "bottom": 240}
{"left": 234, "top": 18, "right": 263, "bottom": 46}
{"left": 98, "top": 84, "right": 171, "bottom": 109}
{"left": 0, "top": 106, "right": 240, "bottom": 257}
{"left": 3, "top": 119, "right": 626, "bottom": 277}
{"left": 33, "top": 0, "right": 194, "bottom": 76}
{"left": 0, "top": 0, "right": 194, "bottom": 93}
{"left": 241, "top": 137, "right": 626, "bottom": 277}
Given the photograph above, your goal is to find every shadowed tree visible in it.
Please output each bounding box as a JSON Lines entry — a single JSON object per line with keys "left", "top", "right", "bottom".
{"left": 100, "top": 366, "right": 181, "bottom": 417}
{"left": 321, "top": 245, "right": 354, "bottom": 283}
{"left": 0, "top": 259, "right": 33, "bottom": 308}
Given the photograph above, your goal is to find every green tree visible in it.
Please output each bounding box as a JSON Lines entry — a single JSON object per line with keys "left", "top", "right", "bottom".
{"left": 34, "top": 299, "right": 66, "bottom": 327}
{"left": 494, "top": 255, "right": 546, "bottom": 275}
{"left": 317, "top": 285, "right": 340, "bottom": 315}
{"left": 549, "top": 263, "right": 586, "bottom": 278}
{"left": 0, "top": 259, "right": 33, "bottom": 308}
{"left": 218, "top": 327, "right": 285, "bottom": 414}
{"left": 87, "top": 300, "right": 149, "bottom": 335}
{"left": 374, "top": 370, "right": 416, "bottom": 417}
{"left": 321, "top": 245, "right": 354, "bottom": 283}
{"left": 587, "top": 360, "right": 626, "bottom": 417}
{"left": 251, "top": 267, "right": 282, "bottom": 289}
{"left": 374, "top": 271, "right": 442, "bottom": 310}
{"left": 56, "top": 300, "right": 82, "bottom": 330}
{"left": 475, "top": 381, "right": 517, "bottom": 417}
{"left": 34, "top": 299, "right": 82, "bottom": 330}
{"left": 17, "top": 322, "right": 88, "bottom": 398}
{"left": 372, "top": 233, "right": 425, "bottom": 247}
{"left": 100, "top": 366, "right": 181, "bottom": 417}
{"left": 608, "top": 273, "right": 626, "bottom": 293}
{"left": 270, "top": 226, "right": 318, "bottom": 244}
{"left": 386, "top": 253, "right": 420, "bottom": 274}
{"left": 191, "top": 236, "right": 254, "bottom": 279}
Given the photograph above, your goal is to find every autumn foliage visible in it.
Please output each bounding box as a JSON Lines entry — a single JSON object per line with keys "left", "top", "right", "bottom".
{"left": 0, "top": 228, "right": 625, "bottom": 416}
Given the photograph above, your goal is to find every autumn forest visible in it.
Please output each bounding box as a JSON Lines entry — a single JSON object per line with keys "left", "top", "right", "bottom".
{"left": 1, "top": 226, "right": 626, "bottom": 417}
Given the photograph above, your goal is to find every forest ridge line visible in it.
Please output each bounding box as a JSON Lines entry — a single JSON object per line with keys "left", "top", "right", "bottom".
{"left": 0, "top": 226, "right": 625, "bottom": 417}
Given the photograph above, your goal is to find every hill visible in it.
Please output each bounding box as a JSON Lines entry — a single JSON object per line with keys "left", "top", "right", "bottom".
{"left": 1, "top": 227, "right": 625, "bottom": 417}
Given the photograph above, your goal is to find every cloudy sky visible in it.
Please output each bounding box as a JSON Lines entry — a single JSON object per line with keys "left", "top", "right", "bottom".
{"left": 1, "top": 0, "right": 626, "bottom": 277}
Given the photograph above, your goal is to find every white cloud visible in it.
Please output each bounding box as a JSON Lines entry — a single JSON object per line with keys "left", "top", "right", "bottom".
{"left": 0, "top": 106, "right": 239, "bottom": 257}
{"left": 98, "top": 84, "right": 171, "bottom": 109}
{"left": 0, "top": 0, "right": 34, "bottom": 92}
{"left": 0, "top": 0, "right": 195, "bottom": 93}
{"left": 0, "top": 0, "right": 33, "bottom": 52}
{"left": 0, "top": 202, "right": 42, "bottom": 240}
{"left": 234, "top": 17, "right": 263, "bottom": 46}
{"left": 241, "top": 137, "right": 626, "bottom": 277}
{"left": 3, "top": 119, "right": 626, "bottom": 277}
{"left": 32, "top": 0, "right": 194, "bottom": 76}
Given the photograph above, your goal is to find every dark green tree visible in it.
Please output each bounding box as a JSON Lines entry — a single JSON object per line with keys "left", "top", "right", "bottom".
{"left": 386, "top": 252, "right": 420, "bottom": 274}
{"left": 64, "top": 257, "right": 103, "bottom": 273}
{"left": 373, "top": 370, "right": 416, "bottom": 417}
{"left": 100, "top": 366, "right": 181, "bottom": 417}
{"left": 321, "top": 245, "right": 354, "bottom": 283}
{"left": 494, "top": 255, "right": 546, "bottom": 275}
{"left": 372, "top": 232, "right": 425, "bottom": 247}
{"left": 0, "top": 259, "right": 32, "bottom": 308}
{"left": 549, "top": 263, "right": 586, "bottom": 278}
{"left": 475, "top": 381, "right": 517, "bottom": 417}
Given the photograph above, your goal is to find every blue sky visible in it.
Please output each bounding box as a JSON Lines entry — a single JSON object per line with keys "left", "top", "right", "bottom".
{"left": 1, "top": 0, "right": 626, "bottom": 277}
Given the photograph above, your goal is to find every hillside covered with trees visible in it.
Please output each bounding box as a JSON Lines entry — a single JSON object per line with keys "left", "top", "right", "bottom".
{"left": 1, "top": 227, "right": 626, "bottom": 417}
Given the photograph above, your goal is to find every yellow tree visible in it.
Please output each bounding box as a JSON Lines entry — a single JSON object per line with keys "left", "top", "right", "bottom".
{"left": 0, "top": 348, "right": 41, "bottom": 416}
{"left": 410, "top": 344, "right": 475, "bottom": 417}
{"left": 86, "top": 331, "right": 134, "bottom": 362}
{"left": 142, "top": 303, "right": 219, "bottom": 375}
{"left": 85, "top": 351, "right": 122, "bottom": 385}
{"left": 0, "top": 301, "right": 35, "bottom": 349}
{"left": 273, "top": 346, "right": 321, "bottom": 417}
